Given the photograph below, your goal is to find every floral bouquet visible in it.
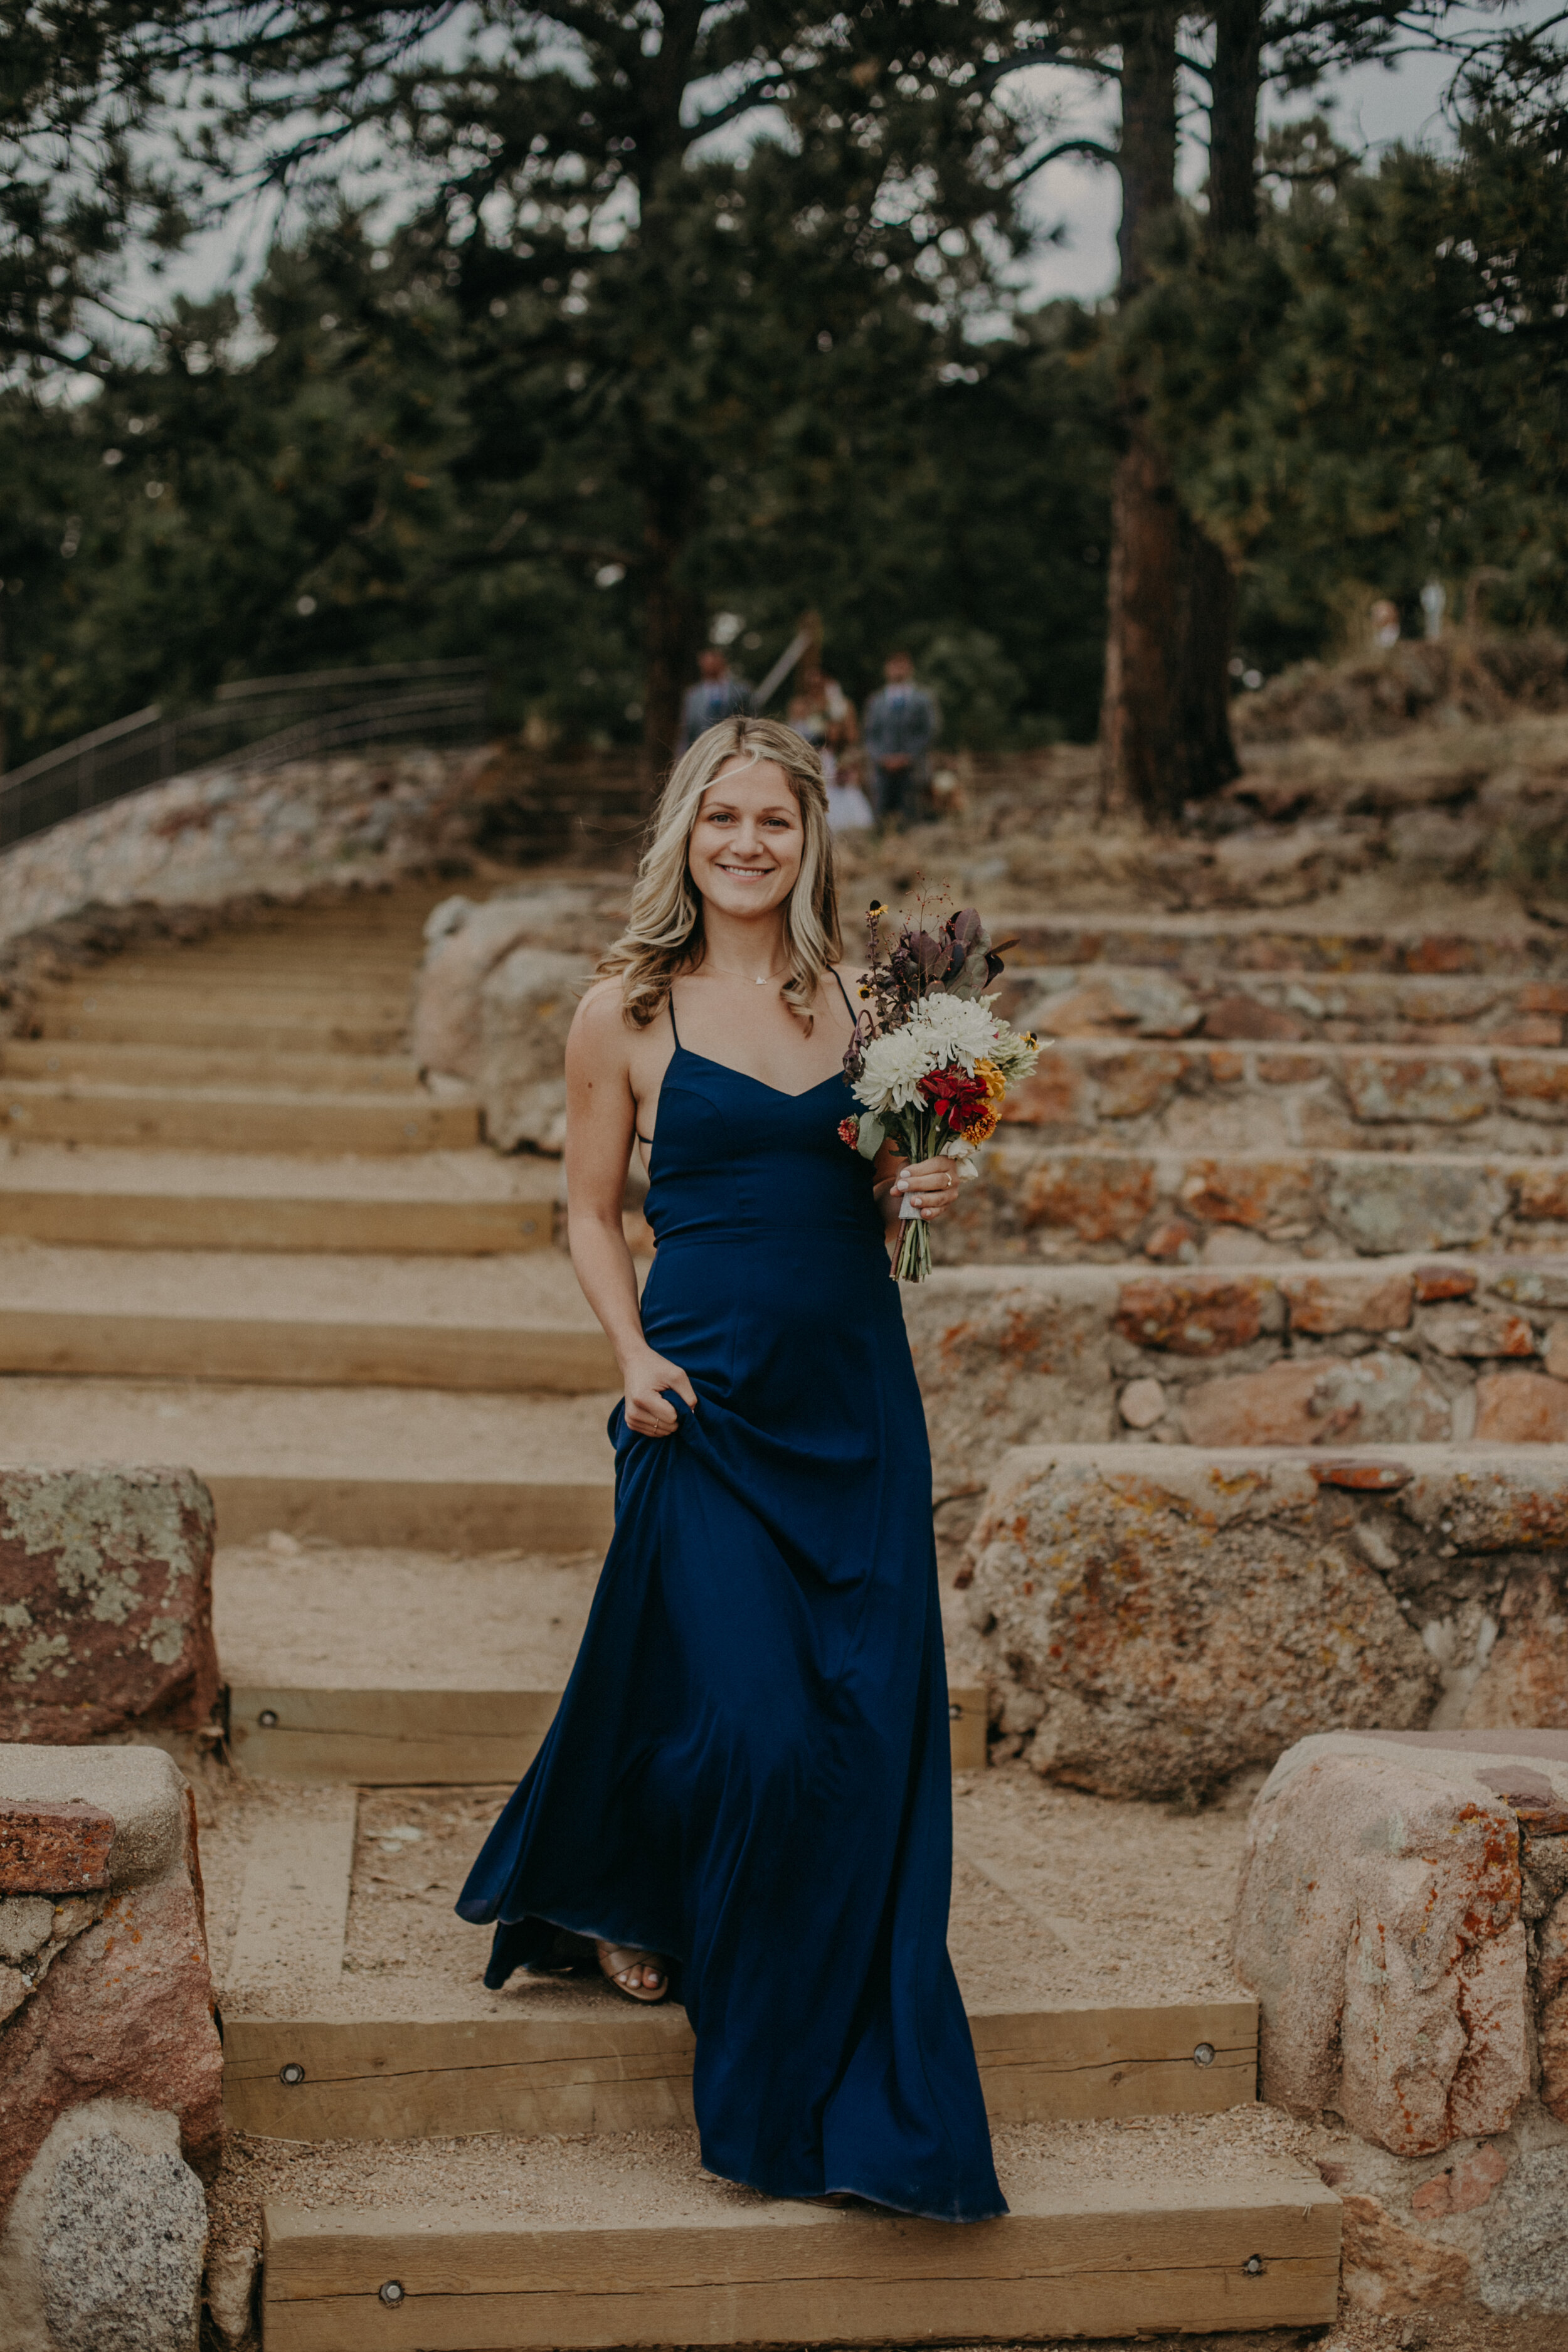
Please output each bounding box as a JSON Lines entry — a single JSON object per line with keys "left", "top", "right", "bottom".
{"left": 838, "top": 901, "right": 1042, "bottom": 1283}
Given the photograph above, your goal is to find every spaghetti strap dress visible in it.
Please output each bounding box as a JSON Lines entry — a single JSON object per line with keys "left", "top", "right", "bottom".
{"left": 457, "top": 977, "right": 1005, "bottom": 2223}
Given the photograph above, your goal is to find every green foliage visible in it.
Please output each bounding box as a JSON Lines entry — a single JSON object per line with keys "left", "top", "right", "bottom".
{"left": 1132, "top": 107, "right": 1568, "bottom": 669}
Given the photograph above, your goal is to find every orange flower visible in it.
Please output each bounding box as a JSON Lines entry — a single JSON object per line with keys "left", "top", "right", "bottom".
{"left": 975, "top": 1057, "right": 1007, "bottom": 1103}
{"left": 961, "top": 1103, "right": 999, "bottom": 1145}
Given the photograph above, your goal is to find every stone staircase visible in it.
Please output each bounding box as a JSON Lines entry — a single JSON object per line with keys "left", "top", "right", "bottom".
{"left": 19, "top": 882, "right": 1568, "bottom": 2343}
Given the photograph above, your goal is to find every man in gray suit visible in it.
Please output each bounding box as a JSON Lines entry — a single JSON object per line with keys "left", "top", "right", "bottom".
{"left": 862, "top": 652, "right": 938, "bottom": 824}
{"left": 676, "top": 650, "right": 752, "bottom": 756}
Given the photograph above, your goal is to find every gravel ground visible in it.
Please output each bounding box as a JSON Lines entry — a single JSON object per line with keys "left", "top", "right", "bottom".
{"left": 208, "top": 2104, "right": 1316, "bottom": 2250}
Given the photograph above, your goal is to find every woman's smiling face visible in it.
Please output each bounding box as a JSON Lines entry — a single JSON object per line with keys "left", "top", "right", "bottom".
{"left": 687, "top": 759, "right": 804, "bottom": 923}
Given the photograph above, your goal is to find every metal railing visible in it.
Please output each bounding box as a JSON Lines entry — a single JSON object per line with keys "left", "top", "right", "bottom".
{"left": 0, "top": 660, "right": 491, "bottom": 852}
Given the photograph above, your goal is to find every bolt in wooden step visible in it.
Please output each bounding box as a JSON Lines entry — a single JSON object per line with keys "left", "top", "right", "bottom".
{"left": 226, "top": 1994, "right": 1257, "bottom": 2144}
{"left": 0, "top": 1080, "right": 479, "bottom": 1153}
{"left": 221, "top": 1681, "right": 988, "bottom": 1782}
{"left": 1, "top": 1040, "right": 422, "bottom": 1093}
{"left": 258, "top": 2158, "right": 1340, "bottom": 2349}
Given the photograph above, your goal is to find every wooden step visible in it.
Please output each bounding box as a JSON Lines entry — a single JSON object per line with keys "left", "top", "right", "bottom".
{"left": 0, "top": 1247, "right": 601, "bottom": 1390}
{"left": 0, "top": 1306, "right": 613, "bottom": 1389}
{"left": 33, "top": 1007, "right": 406, "bottom": 1053}
{"left": 0, "top": 1378, "right": 617, "bottom": 1548}
{"left": 0, "top": 1079, "right": 478, "bottom": 1153}
{"left": 258, "top": 2154, "right": 1340, "bottom": 2349}
{"left": 0, "top": 1148, "right": 556, "bottom": 1253}
{"left": 0, "top": 1040, "right": 421, "bottom": 1093}
{"left": 221, "top": 1680, "right": 990, "bottom": 1781}
{"left": 44, "top": 972, "right": 412, "bottom": 1007}
{"left": 225, "top": 1993, "right": 1257, "bottom": 2142}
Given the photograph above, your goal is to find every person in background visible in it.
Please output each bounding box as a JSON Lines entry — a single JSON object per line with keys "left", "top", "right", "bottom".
{"left": 787, "top": 662, "right": 871, "bottom": 831}
{"left": 1369, "top": 598, "right": 1401, "bottom": 651}
{"left": 677, "top": 649, "right": 752, "bottom": 755}
{"left": 862, "top": 652, "right": 938, "bottom": 825}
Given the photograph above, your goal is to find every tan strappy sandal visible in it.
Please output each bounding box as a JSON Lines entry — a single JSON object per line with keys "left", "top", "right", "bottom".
{"left": 596, "top": 1941, "right": 669, "bottom": 2005}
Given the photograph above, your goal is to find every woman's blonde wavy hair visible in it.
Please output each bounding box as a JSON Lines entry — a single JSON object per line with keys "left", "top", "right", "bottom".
{"left": 598, "top": 716, "right": 841, "bottom": 1029}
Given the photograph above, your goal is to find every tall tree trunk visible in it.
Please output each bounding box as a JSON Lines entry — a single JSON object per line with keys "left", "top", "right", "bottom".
{"left": 1101, "top": 3, "right": 1258, "bottom": 819}
{"left": 1099, "top": 6, "right": 1184, "bottom": 822}
{"left": 639, "top": 480, "right": 703, "bottom": 778}
{"left": 1175, "top": 0, "right": 1263, "bottom": 800}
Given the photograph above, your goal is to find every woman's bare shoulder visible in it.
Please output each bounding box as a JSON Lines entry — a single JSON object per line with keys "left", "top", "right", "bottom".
{"left": 569, "top": 976, "right": 635, "bottom": 1057}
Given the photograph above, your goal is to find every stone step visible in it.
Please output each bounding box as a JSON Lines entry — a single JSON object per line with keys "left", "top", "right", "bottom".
{"left": 255, "top": 2139, "right": 1340, "bottom": 2349}
{"left": 1003, "top": 911, "right": 1564, "bottom": 977}
{"left": 908, "top": 1256, "right": 1568, "bottom": 1503}
{"left": 0, "top": 1378, "right": 617, "bottom": 1547}
{"left": 31, "top": 1004, "right": 408, "bottom": 1053}
{"left": 0, "top": 1243, "right": 614, "bottom": 1387}
{"left": 1007, "top": 1036, "right": 1568, "bottom": 1155}
{"left": 948, "top": 1140, "right": 1568, "bottom": 1264}
{"left": 0, "top": 1078, "right": 478, "bottom": 1153}
{"left": 1015, "top": 961, "right": 1568, "bottom": 1047}
{"left": 0, "top": 1039, "right": 420, "bottom": 1092}
{"left": 960, "top": 1443, "right": 1568, "bottom": 1803}
{"left": 0, "top": 1146, "right": 555, "bottom": 1252}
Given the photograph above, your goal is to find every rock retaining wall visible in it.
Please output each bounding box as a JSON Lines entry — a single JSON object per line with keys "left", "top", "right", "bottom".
{"left": 909, "top": 1258, "right": 1568, "bottom": 1511}
{"left": 1008, "top": 961, "right": 1568, "bottom": 1046}
{"left": 940, "top": 1143, "right": 1568, "bottom": 1264}
{"left": 960, "top": 1447, "right": 1568, "bottom": 1799}
{"left": 0, "top": 1744, "right": 221, "bottom": 2352}
{"left": 1232, "top": 1729, "right": 1568, "bottom": 2320}
{"left": 1004, "top": 1037, "right": 1568, "bottom": 1156}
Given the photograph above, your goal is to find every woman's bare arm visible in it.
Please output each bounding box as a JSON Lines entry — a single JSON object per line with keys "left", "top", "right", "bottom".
{"left": 564, "top": 983, "right": 696, "bottom": 1436}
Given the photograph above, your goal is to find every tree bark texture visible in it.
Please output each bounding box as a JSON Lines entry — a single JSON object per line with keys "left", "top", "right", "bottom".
{"left": 639, "top": 484, "right": 704, "bottom": 777}
{"left": 1099, "top": 1, "right": 1249, "bottom": 818}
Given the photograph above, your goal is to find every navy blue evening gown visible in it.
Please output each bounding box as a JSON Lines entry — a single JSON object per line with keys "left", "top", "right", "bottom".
{"left": 456, "top": 988, "right": 1005, "bottom": 2223}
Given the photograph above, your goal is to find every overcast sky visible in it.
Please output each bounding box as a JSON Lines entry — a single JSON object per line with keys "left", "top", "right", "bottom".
{"left": 1014, "top": 35, "right": 1480, "bottom": 306}
{"left": 127, "top": 19, "right": 1500, "bottom": 337}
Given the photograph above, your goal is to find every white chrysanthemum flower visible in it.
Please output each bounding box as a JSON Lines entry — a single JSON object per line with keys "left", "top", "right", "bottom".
{"left": 852, "top": 1025, "right": 940, "bottom": 1115}
{"left": 909, "top": 991, "right": 1000, "bottom": 1071}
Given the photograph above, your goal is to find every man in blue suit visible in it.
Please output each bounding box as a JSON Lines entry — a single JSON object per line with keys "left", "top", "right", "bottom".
{"left": 862, "top": 652, "right": 938, "bottom": 825}
{"left": 677, "top": 650, "right": 752, "bottom": 756}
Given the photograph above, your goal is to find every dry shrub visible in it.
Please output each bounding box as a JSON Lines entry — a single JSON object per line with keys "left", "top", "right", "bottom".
{"left": 1236, "top": 633, "right": 1568, "bottom": 746}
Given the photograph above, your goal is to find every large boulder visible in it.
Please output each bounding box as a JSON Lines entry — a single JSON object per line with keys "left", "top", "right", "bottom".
{"left": 412, "top": 887, "right": 612, "bottom": 1083}
{"left": 961, "top": 1447, "right": 1441, "bottom": 1799}
{"left": 0, "top": 1744, "right": 221, "bottom": 2352}
{"left": 964, "top": 1446, "right": 1568, "bottom": 1794}
{"left": 477, "top": 945, "right": 592, "bottom": 1153}
{"left": 0, "top": 1468, "right": 217, "bottom": 1744}
{"left": 1231, "top": 1734, "right": 1538, "bottom": 2155}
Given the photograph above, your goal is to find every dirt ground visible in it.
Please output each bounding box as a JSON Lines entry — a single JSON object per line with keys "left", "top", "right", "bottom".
{"left": 195, "top": 1752, "right": 1256, "bottom": 2022}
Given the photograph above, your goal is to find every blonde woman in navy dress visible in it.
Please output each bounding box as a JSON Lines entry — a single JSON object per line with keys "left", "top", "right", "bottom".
{"left": 460, "top": 716, "right": 1004, "bottom": 2221}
